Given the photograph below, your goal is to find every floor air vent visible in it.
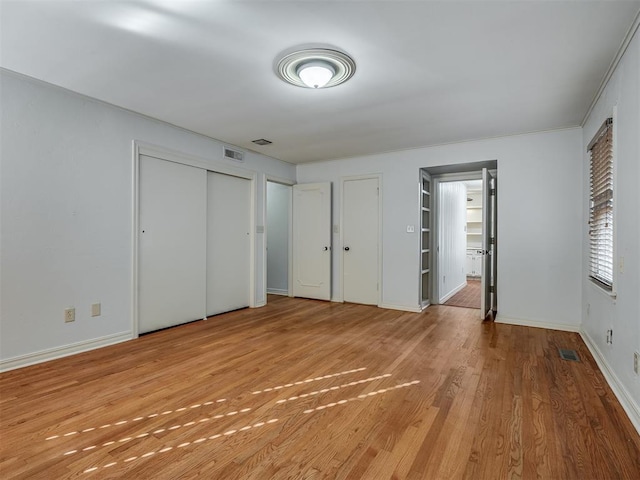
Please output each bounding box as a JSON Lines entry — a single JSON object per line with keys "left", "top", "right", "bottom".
{"left": 559, "top": 348, "right": 580, "bottom": 362}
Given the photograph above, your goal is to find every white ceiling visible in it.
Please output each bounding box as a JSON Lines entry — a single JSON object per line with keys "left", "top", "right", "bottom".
{"left": 2, "top": 1, "right": 639, "bottom": 164}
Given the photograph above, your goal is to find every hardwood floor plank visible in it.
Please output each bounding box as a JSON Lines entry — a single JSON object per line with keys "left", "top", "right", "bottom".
{"left": 1, "top": 297, "right": 639, "bottom": 479}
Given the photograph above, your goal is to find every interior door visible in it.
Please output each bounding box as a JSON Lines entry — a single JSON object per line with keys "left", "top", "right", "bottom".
{"left": 139, "top": 155, "right": 207, "bottom": 334}
{"left": 480, "top": 168, "right": 495, "bottom": 319}
{"left": 292, "top": 182, "right": 331, "bottom": 300}
{"left": 207, "top": 172, "right": 251, "bottom": 316}
{"left": 343, "top": 177, "right": 379, "bottom": 305}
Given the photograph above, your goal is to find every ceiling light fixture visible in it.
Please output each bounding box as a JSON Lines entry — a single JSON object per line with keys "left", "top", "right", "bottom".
{"left": 276, "top": 48, "right": 356, "bottom": 89}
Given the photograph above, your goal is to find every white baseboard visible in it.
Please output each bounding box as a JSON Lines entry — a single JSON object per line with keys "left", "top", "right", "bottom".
{"left": 495, "top": 315, "right": 580, "bottom": 332}
{"left": 266, "top": 288, "right": 288, "bottom": 296}
{"left": 580, "top": 330, "right": 640, "bottom": 435}
{"left": 439, "top": 281, "right": 467, "bottom": 304}
{"left": 0, "top": 331, "right": 133, "bottom": 372}
{"left": 379, "top": 303, "right": 422, "bottom": 313}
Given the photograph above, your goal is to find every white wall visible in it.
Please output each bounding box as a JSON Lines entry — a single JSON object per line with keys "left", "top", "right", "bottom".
{"left": 297, "top": 127, "right": 583, "bottom": 322}
{"left": 0, "top": 71, "right": 295, "bottom": 368}
{"left": 438, "top": 182, "right": 467, "bottom": 302}
{"left": 266, "top": 181, "right": 290, "bottom": 294}
{"left": 581, "top": 28, "right": 640, "bottom": 431}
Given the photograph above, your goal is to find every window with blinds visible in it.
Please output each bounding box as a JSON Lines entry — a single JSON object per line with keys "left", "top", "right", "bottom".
{"left": 587, "top": 117, "right": 614, "bottom": 290}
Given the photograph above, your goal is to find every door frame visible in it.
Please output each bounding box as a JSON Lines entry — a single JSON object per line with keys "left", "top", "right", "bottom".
{"left": 428, "top": 169, "right": 496, "bottom": 313}
{"left": 264, "top": 175, "right": 295, "bottom": 301}
{"left": 132, "top": 141, "right": 257, "bottom": 337}
{"left": 339, "top": 174, "right": 383, "bottom": 306}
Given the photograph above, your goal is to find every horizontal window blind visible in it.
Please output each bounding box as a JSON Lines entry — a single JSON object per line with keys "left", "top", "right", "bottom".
{"left": 588, "top": 117, "right": 613, "bottom": 290}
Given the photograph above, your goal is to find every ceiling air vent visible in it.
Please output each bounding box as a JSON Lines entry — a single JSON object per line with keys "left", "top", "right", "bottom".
{"left": 223, "top": 146, "right": 244, "bottom": 162}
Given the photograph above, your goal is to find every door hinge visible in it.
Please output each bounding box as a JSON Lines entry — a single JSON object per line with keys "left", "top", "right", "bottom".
{"left": 490, "top": 237, "right": 495, "bottom": 245}
{"left": 490, "top": 188, "right": 496, "bottom": 196}
{"left": 490, "top": 286, "right": 495, "bottom": 293}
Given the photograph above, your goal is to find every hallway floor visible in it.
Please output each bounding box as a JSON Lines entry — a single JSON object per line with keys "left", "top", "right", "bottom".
{"left": 444, "top": 278, "right": 481, "bottom": 309}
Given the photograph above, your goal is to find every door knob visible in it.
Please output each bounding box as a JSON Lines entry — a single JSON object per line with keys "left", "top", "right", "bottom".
{"left": 344, "top": 246, "right": 350, "bottom": 251}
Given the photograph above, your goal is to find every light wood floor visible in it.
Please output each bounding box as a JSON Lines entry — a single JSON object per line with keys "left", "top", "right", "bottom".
{"left": 1, "top": 296, "right": 639, "bottom": 479}
{"left": 443, "top": 279, "right": 481, "bottom": 309}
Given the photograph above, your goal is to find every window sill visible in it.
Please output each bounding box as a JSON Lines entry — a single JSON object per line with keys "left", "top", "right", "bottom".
{"left": 588, "top": 278, "right": 617, "bottom": 301}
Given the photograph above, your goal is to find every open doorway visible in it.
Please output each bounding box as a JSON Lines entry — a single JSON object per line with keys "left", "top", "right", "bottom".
{"left": 420, "top": 161, "right": 497, "bottom": 319}
{"left": 441, "top": 179, "right": 482, "bottom": 309}
{"left": 266, "top": 180, "right": 293, "bottom": 299}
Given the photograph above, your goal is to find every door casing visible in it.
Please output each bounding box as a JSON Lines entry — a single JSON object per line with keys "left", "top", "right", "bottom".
{"left": 426, "top": 167, "right": 497, "bottom": 316}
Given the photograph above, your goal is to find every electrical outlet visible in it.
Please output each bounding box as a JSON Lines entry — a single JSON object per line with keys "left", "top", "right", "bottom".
{"left": 634, "top": 351, "right": 639, "bottom": 375}
{"left": 91, "top": 303, "right": 101, "bottom": 317}
{"left": 64, "top": 307, "right": 75, "bottom": 323}
{"left": 606, "top": 329, "right": 613, "bottom": 345}
{"left": 587, "top": 303, "right": 590, "bottom": 316}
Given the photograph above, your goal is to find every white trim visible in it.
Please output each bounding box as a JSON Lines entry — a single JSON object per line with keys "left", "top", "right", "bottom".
{"left": 249, "top": 173, "right": 257, "bottom": 310}
{"left": 439, "top": 281, "right": 466, "bottom": 304}
{"left": 265, "top": 174, "right": 295, "bottom": 186}
{"left": 379, "top": 303, "right": 422, "bottom": 313}
{"left": 495, "top": 315, "right": 580, "bottom": 333}
{"left": 0, "top": 332, "right": 133, "bottom": 372}
{"left": 131, "top": 141, "right": 141, "bottom": 339}
{"left": 580, "top": 330, "right": 640, "bottom": 435}
{"left": 137, "top": 141, "right": 255, "bottom": 180}
{"left": 339, "top": 174, "right": 383, "bottom": 307}
{"left": 267, "top": 288, "right": 289, "bottom": 296}
{"left": 581, "top": 11, "right": 640, "bottom": 126}
{"left": 132, "top": 141, "right": 258, "bottom": 335}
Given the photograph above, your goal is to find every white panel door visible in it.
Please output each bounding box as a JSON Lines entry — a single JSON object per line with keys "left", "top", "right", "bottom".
{"left": 293, "top": 182, "right": 331, "bottom": 300}
{"left": 343, "top": 178, "right": 379, "bottom": 305}
{"left": 207, "top": 172, "right": 251, "bottom": 316}
{"left": 139, "top": 155, "right": 207, "bottom": 334}
{"left": 480, "top": 168, "right": 495, "bottom": 319}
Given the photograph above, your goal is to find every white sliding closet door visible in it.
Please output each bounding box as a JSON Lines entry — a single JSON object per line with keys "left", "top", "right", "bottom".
{"left": 139, "top": 155, "right": 207, "bottom": 334}
{"left": 207, "top": 172, "right": 251, "bottom": 316}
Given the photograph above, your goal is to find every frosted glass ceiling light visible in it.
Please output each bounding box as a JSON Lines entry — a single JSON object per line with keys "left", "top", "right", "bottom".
{"left": 276, "top": 48, "right": 355, "bottom": 89}
{"left": 297, "top": 61, "right": 335, "bottom": 89}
